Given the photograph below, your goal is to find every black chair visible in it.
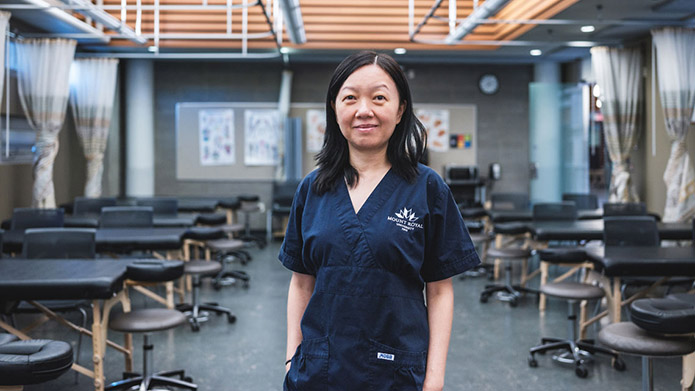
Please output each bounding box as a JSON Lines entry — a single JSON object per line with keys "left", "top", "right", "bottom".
{"left": 562, "top": 193, "right": 598, "bottom": 211}
{"left": 136, "top": 198, "right": 179, "bottom": 217}
{"left": 603, "top": 202, "right": 647, "bottom": 217}
{"left": 100, "top": 206, "right": 154, "bottom": 228}
{"left": 14, "top": 228, "right": 97, "bottom": 383}
{"left": 106, "top": 260, "right": 197, "bottom": 390}
{"left": 11, "top": 208, "right": 64, "bottom": 230}
{"left": 0, "top": 335, "right": 74, "bottom": 388}
{"left": 73, "top": 197, "right": 117, "bottom": 216}
{"left": 490, "top": 193, "right": 529, "bottom": 210}
{"left": 480, "top": 247, "right": 535, "bottom": 307}
{"left": 266, "top": 180, "right": 300, "bottom": 242}
{"left": 176, "top": 260, "right": 237, "bottom": 331}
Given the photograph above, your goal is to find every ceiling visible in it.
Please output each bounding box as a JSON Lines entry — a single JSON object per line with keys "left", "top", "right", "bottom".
{"left": 1, "top": 0, "right": 694, "bottom": 62}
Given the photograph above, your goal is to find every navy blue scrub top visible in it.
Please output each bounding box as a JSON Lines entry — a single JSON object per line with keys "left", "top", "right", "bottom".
{"left": 280, "top": 163, "right": 480, "bottom": 391}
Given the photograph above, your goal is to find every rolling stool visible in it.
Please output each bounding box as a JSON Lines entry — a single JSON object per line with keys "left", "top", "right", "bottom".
{"left": 0, "top": 337, "right": 73, "bottom": 389}
{"left": 107, "top": 260, "right": 197, "bottom": 391}
{"left": 480, "top": 247, "right": 535, "bottom": 307}
{"left": 599, "top": 293, "right": 695, "bottom": 391}
{"left": 206, "top": 239, "right": 250, "bottom": 290}
{"left": 528, "top": 281, "right": 625, "bottom": 378}
{"left": 238, "top": 194, "right": 266, "bottom": 249}
{"left": 176, "top": 260, "right": 236, "bottom": 331}
{"left": 461, "top": 230, "right": 494, "bottom": 279}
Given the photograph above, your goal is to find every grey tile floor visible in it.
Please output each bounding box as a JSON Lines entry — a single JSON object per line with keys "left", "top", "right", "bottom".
{"left": 20, "top": 242, "right": 683, "bottom": 390}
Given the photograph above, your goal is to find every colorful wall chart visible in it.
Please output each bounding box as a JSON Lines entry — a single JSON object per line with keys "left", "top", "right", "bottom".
{"left": 416, "top": 109, "right": 450, "bottom": 152}
{"left": 199, "top": 109, "right": 235, "bottom": 166}
{"left": 244, "top": 109, "right": 282, "bottom": 166}
{"left": 306, "top": 109, "right": 326, "bottom": 153}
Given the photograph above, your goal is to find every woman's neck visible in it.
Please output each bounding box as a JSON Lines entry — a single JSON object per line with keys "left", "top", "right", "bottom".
{"left": 349, "top": 147, "right": 390, "bottom": 176}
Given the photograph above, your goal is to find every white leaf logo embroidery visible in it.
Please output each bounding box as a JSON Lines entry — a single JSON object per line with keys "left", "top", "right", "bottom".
{"left": 395, "top": 207, "right": 418, "bottom": 222}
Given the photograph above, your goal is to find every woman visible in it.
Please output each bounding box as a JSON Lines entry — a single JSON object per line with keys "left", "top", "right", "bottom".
{"left": 280, "top": 51, "right": 480, "bottom": 391}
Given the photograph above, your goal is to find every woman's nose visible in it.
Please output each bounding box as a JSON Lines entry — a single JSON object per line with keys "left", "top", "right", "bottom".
{"left": 355, "top": 99, "right": 373, "bottom": 117}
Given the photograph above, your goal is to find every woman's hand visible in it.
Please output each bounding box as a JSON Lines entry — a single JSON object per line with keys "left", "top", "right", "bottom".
{"left": 422, "top": 379, "right": 444, "bottom": 391}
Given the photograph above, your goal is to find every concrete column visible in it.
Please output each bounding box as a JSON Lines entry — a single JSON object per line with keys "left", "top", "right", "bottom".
{"left": 125, "top": 59, "right": 155, "bottom": 197}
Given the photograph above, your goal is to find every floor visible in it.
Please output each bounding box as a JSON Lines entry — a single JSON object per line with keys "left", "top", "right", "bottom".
{"left": 20, "top": 241, "right": 684, "bottom": 391}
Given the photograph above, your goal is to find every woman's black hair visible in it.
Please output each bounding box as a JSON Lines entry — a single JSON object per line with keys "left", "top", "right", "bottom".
{"left": 313, "top": 50, "right": 427, "bottom": 195}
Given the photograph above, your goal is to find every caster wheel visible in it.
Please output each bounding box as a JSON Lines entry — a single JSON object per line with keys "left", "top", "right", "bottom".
{"left": 612, "top": 357, "right": 626, "bottom": 371}
{"left": 527, "top": 356, "right": 538, "bottom": 368}
{"left": 509, "top": 298, "right": 518, "bottom": 307}
{"left": 243, "top": 282, "right": 250, "bottom": 289}
{"left": 227, "top": 314, "right": 237, "bottom": 323}
{"left": 575, "top": 364, "right": 588, "bottom": 378}
{"left": 480, "top": 294, "right": 489, "bottom": 303}
{"left": 213, "top": 282, "right": 222, "bottom": 291}
{"left": 183, "top": 376, "right": 193, "bottom": 383}
{"left": 191, "top": 322, "right": 200, "bottom": 332}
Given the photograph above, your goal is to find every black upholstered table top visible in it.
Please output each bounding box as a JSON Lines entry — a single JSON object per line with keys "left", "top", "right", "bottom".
{"left": 0, "top": 259, "right": 127, "bottom": 300}
{"left": 528, "top": 220, "right": 691, "bottom": 241}
{"left": 176, "top": 198, "right": 220, "bottom": 213}
{"left": 487, "top": 208, "right": 603, "bottom": 223}
{"left": 585, "top": 246, "right": 695, "bottom": 277}
{"left": 64, "top": 214, "right": 198, "bottom": 229}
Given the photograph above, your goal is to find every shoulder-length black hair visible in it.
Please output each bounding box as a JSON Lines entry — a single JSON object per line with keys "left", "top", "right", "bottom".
{"left": 313, "top": 51, "right": 427, "bottom": 195}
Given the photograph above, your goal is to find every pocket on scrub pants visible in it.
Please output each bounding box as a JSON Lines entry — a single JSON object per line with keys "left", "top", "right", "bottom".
{"left": 367, "top": 339, "right": 426, "bottom": 391}
{"left": 285, "top": 336, "right": 329, "bottom": 391}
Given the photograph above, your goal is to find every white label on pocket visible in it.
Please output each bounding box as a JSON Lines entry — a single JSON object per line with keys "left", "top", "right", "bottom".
{"left": 377, "top": 352, "right": 395, "bottom": 361}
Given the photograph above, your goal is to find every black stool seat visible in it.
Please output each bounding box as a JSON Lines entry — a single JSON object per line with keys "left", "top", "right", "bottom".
{"left": 0, "top": 334, "right": 18, "bottom": 345}
{"left": 206, "top": 238, "right": 245, "bottom": 252}
{"left": 0, "top": 339, "right": 73, "bottom": 386}
{"left": 195, "top": 213, "right": 227, "bottom": 226}
{"left": 538, "top": 248, "right": 586, "bottom": 264}
{"left": 184, "top": 260, "right": 222, "bottom": 275}
{"left": 220, "top": 223, "right": 244, "bottom": 234}
{"left": 127, "top": 260, "right": 184, "bottom": 282}
{"left": 238, "top": 194, "right": 259, "bottom": 202}
{"left": 184, "top": 227, "right": 226, "bottom": 241}
{"left": 540, "top": 282, "right": 604, "bottom": 301}
{"left": 599, "top": 322, "right": 695, "bottom": 357}
{"left": 487, "top": 247, "right": 532, "bottom": 259}
{"left": 630, "top": 293, "right": 695, "bottom": 335}
{"left": 493, "top": 222, "right": 528, "bottom": 235}
{"left": 110, "top": 308, "right": 186, "bottom": 333}
{"left": 218, "top": 198, "right": 240, "bottom": 209}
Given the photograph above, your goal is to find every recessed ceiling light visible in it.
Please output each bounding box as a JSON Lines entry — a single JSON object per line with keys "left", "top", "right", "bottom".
{"left": 279, "top": 47, "right": 290, "bottom": 54}
{"left": 581, "top": 25, "right": 595, "bottom": 33}
{"left": 394, "top": 48, "right": 407, "bottom": 55}
{"left": 529, "top": 49, "right": 542, "bottom": 56}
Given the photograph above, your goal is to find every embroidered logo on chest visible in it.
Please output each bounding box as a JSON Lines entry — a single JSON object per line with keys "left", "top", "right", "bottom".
{"left": 387, "top": 207, "right": 424, "bottom": 232}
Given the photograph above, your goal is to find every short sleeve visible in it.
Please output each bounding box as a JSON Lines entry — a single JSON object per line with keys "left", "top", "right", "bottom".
{"left": 278, "top": 177, "right": 313, "bottom": 275}
{"left": 421, "top": 187, "right": 481, "bottom": 282}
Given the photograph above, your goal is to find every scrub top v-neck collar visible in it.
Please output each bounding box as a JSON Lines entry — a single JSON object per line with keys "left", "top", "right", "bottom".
{"left": 339, "top": 168, "right": 397, "bottom": 226}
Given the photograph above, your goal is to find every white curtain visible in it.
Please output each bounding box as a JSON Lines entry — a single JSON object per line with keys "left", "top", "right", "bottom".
{"left": 591, "top": 46, "right": 643, "bottom": 202}
{"left": 16, "top": 38, "right": 76, "bottom": 208}
{"left": 0, "top": 12, "right": 10, "bottom": 103}
{"left": 652, "top": 27, "right": 695, "bottom": 222}
{"left": 69, "top": 58, "right": 119, "bottom": 197}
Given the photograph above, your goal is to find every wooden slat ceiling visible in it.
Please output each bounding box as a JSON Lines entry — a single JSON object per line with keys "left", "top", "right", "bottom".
{"left": 98, "top": 0, "right": 579, "bottom": 51}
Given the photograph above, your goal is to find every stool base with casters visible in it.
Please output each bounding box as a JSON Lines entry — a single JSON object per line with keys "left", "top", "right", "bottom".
{"left": 480, "top": 248, "right": 537, "bottom": 307}
{"left": 176, "top": 260, "right": 237, "bottom": 331}
{"left": 528, "top": 282, "right": 625, "bottom": 378}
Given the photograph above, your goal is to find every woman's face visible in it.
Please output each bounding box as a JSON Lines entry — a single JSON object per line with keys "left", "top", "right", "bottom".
{"left": 334, "top": 64, "right": 404, "bottom": 154}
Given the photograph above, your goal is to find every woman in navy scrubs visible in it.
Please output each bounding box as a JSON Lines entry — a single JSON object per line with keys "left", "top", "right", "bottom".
{"left": 280, "top": 51, "right": 480, "bottom": 391}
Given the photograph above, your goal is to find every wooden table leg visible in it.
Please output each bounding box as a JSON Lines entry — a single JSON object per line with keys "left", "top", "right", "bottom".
{"left": 539, "top": 261, "right": 548, "bottom": 311}
{"left": 612, "top": 277, "right": 622, "bottom": 323}
{"left": 682, "top": 352, "right": 695, "bottom": 391}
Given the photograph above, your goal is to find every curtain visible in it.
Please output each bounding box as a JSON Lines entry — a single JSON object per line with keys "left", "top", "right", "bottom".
{"left": 652, "top": 27, "right": 695, "bottom": 222}
{"left": 591, "top": 46, "right": 643, "bottom": 202}
{"left": 0, "top": 12, "right": 10, "bottom": 103}
{"left": 16, "top": 38, "right": 76, "bottom": 208}
{"left": 69, "top": 58, "right": 119, "bottom": 197}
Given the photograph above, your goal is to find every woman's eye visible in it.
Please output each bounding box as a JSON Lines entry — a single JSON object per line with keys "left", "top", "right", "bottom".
{"left": 343, "top": 95, "right": 356, "bottom": 101}
{"left": 374, "top": 95, "right": 386, "bottom": 101}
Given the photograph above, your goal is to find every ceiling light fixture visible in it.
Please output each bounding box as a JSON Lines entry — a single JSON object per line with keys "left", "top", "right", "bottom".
{"left": 529, "top": 49, "right": 542, "bottom": 56}
{"left": 280, "top": 47, "right": 290, "bottom": 54}
{"left": 581, "top": 25, "right": 595, "bottom": 33}
{"left": 394, "top": 48, "right": 407, "bottom": 55}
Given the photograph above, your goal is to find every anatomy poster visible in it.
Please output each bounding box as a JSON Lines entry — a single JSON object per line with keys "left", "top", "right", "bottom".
{"left": 306, "top": 109, "right": 326, "bottom": 153}
{"left": 244, "top": 109, "right": 282, "bottom": 166}
{"left": 416, "top": 109, "right": 450, "bottom": 152}
{"left": 199, "top": 109, "right": 235, "bottom": 165}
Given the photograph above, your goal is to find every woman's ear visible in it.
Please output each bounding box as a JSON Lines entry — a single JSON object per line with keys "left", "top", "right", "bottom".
{"left": 397, "top": 101, "right": 405, "bottom": 124}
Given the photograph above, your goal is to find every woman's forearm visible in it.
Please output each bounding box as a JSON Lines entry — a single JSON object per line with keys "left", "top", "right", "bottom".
{"left": 286, "top": 272, "right": 316, "bottom": 370}
{"left": 423, "top": 278, "right": 454, "bottom": 391}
